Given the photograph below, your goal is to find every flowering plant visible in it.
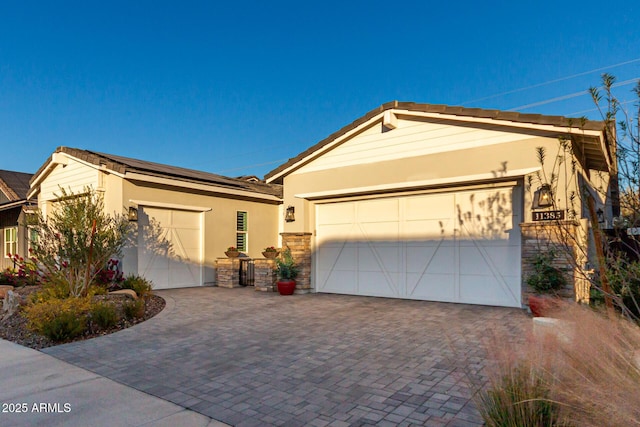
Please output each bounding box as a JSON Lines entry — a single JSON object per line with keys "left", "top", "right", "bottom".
{"left": 263, "top": 246, "right": 278, "bottom": 252}
{"left": 226, "top": 246, "right": 238, "bottom": 252}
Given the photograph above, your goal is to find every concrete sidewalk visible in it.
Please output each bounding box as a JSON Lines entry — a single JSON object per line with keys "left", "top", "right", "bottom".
{"left": 0, "top": 339, "right": 228, "bottom": 427}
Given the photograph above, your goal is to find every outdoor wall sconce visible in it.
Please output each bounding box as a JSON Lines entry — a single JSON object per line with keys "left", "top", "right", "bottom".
{"left": 128, "top": 206, "right": 138, "bottom": 222}
{"left": 597, "top": 208, "right": 605, "bottom": 224}
{"left": 285, "top": 205, "right": 295, "bottom": 222}
{"left": 532, "top": 184, "right": 553, "bottom": 209}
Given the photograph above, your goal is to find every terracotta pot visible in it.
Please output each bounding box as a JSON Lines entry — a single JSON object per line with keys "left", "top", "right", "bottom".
{"left": 277, "top": 279, "right": 296, "bottom": 295}
{"left": 262, "top": 251, "right": 279, "bottom": 259}
{"left": 225, "top": 251, "right": 240, "bottom": 258}
{"left": 528, "top": 295, "right": 561, "bottom": 317}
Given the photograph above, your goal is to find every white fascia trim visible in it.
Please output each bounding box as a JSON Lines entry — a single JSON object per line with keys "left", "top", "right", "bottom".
{"left": 294, "top": 167, "right": 540, "bottom": 200}
{"left": 125, "top": 172, "right": 281, "bottom": 202}
{"left": 129, "top": 199, "right": 213, "bottom": 212}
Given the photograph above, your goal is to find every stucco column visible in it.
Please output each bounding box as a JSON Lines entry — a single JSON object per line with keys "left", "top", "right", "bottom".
{"left": 280, "top": 232, "right": 312, "bottom": 293}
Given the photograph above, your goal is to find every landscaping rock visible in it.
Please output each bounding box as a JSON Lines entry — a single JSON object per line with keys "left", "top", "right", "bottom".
{"left": 109, "top": 289, "right": 138, "bottom": 300}
{"left": 2, "top": 290, "right": 20, "bottom": 319}
{"left": 0, "top": 285, "right": 14, "bottom": 299}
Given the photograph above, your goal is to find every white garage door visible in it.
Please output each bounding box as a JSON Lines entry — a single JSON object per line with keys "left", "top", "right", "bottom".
{"left": 315, "top": 187, "right": 522, "bottom": 307}
{"left": 138, "top": 207, "right": 203, "bottom": 290}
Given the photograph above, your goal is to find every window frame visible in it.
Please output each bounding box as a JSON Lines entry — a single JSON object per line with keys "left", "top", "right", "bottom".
{"left": 4, "top": 227, "right": 17, "bottom": 258}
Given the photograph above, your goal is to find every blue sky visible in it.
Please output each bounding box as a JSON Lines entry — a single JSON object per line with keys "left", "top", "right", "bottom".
{"left": 1, "top": 1, "right": 639, "bottom": 178}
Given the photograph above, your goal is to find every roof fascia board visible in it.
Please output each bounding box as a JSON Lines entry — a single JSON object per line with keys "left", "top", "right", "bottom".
{"left": 0, "top": 199, "right": 28, "bottom": 211}
{"left": 294, "top": 167, "right": 540, "bottom": 200}
{"left": 398, "top": 110, "right": 604, "bottom": 138}
{"left": 125, "top": 172, "right": 281, "bottom": 202}
{"left": 128, "top": 199, "right": 213, "bottom": 212}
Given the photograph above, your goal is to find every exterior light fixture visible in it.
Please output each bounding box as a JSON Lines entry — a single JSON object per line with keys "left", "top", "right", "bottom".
{"left": 532, "top": 184, "right": 553, "bottom": 209}
{"left": 128, "top": 206, "right": 138, "bottom": 222}
{"left": 597, "top": 208, "right": 605, "bottom": 224}
{"left": 285, "top": 206, "right": 295, "bottom": 222}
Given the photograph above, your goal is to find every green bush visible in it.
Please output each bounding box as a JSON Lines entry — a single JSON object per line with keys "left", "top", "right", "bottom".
{"left": 41, "top": 311, "right": 87, "bottom": 342}
{"left": 605, "top": 256, "right": 640, "bottom": 318}
{"left": 526, "top": 250, "right": 567, "bottom": 294}
{"left": 90, "top": 302, "right": 118, "bottom": 329}
{"left": 121, "top": 275, "right": 153, "bottom": 298}
{"left": 122, "top": 299, "right": 146, "bottom": 320}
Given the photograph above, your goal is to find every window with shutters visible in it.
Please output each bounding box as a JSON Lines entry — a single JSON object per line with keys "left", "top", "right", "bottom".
{"left": 236, "top": 211, "right": 248, "bottom": 252}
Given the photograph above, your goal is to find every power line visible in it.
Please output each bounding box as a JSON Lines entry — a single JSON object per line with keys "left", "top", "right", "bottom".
{"left": 508, "top": 77, "right": 640, "bottom": 111}
{"left": 461, "top": 58, "right": 640, "bottom": 105}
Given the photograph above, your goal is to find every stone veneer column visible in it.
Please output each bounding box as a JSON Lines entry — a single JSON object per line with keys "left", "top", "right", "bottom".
{"left": 254, "top": 259, "right": 277, "bottom": 292}
{"left": 280, "top": 232, "right": 312, "bottom": 293}
{"left": 215, "top": 258, "right": 242, "bottom": 288}
{"left": 520, "top": 221, "right": 585, "bottom": 303}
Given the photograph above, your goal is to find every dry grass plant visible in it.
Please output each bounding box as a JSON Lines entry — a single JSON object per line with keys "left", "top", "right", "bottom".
{"left": 479, "top": 302, "right": 640, "bottom": 426}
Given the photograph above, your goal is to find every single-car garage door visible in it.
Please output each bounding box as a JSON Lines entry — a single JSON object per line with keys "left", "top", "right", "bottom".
{"left": 315, "top": 187, "right": 522, "bottom": 307}
{"left": 138, "top": 206, "right": 203, "bottom": 290}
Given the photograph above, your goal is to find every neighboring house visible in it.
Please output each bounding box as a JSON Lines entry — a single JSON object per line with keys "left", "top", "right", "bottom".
{"left": 266, "top": 101, "right": 614, "bottom": 308}
{"left": 0, "top": 170, "right": 35, "bottom": 271}
{"left": 27, "top": 147, "right": 282, "bottom": 289}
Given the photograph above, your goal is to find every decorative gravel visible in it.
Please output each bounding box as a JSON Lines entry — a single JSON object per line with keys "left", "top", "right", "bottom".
{"left": 0, "top": 286, "right": 165, "bottom": 350}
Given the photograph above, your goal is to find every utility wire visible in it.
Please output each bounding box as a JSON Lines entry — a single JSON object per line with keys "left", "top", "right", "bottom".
{"left": 508, "top": 77, "right": 640, "bottom": 111}
{"left": 461, "top": 58, "right": 640, "bottom": 105}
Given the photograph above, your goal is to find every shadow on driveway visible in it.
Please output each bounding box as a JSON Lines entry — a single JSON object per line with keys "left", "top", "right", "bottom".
{"left": 43, "top": 287, "right": 530, "bottom": 426}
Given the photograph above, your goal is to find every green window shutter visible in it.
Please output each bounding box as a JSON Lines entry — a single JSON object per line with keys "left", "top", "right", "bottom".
{"left": 236, "top": 211, "right": 248, "bottom": 252}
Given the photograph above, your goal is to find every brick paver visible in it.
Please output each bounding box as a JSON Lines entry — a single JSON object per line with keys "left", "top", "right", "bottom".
{"left": 43, "top": 287, "right": 530, "bottom": 426}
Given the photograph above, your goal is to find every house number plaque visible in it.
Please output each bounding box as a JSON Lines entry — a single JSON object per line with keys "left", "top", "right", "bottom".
{"left": 532, "top": 210, "right": 565, "bottom": 221}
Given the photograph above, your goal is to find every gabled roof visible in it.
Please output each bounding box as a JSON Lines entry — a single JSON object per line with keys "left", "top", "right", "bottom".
{"left": 0, "top": 170, "right": 33, "bottom": 202}
{"left": 31, "top": 147, "right": 282, "bottom": 199}
{"left": 265, "top": 101, "right": 610, "bottom": 182}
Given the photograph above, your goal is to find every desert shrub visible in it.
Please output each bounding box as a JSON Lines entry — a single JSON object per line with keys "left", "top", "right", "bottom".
{"left": 94, "top": 258, "right": 124, "bottom": 290}
{"left": 477, "top": 363, "right": 564, "bottom": 427}
{"left": 121, "top": 274, "right": 153, "bottom": 298}
{"left": 122, "top": 298, "right": 145, "bottom": 320}
{"left": 24, "top": 297, "right": 92, "bottom": 342}
{"left": 526, "top": 250, "right": 567, "bottom": 294}
{"left": 29, "top": 278, "right": 71, "bottom": 303}
{"left": 41, "top": 311, "right": 87, "bottom": 342}
{"left": 28, "top": 187, "right": 131, "bottom": 297}
{"left": 90, "top": 302, "right": 118, "bottom": 329}
{"left": 479, "top": 302, "right": 640, "bottom": 426}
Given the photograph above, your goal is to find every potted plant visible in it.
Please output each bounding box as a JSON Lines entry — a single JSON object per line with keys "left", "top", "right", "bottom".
{"left": 275, "top": 249, "right": 299, "bottom": 295}
{"left": 225, "top": 246, "right": 240, "bottom": 258}
{"left": 262, "top": 246, "right": 279, "bottom": 259}
{"left": 526, "top": 249, "right": 566, "bottom": 316}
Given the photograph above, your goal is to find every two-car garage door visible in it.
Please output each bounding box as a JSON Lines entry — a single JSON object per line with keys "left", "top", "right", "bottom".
{"left": 315, "top": 187, "right": 522, "bottom": 307}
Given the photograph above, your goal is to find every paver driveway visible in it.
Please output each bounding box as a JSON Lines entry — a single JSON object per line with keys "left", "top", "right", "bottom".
{"left": 44, "top": 287, "right": 530, "bottom": 426}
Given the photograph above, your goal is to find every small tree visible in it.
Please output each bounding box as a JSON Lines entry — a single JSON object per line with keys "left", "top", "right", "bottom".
{"left": 29, "top": 187, "right": 131, "bottom": 297}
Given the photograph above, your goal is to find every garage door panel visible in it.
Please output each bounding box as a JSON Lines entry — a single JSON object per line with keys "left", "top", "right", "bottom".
{"left": 318, "top": 269, "right": 357, "bottom": 293}
{"left": 357, "top": 199, "right": 398, "bottom": 222}
{"left": 406, "top": 244, "right": 454, "bottom": 274}
{"left": 459, "top": 275, "right": 520, "bottom": 307}
{"left": 316, "top": 224, "right": 355, "bottom": 243}
{"left": 408, "top": 273, "right": 456, "bottom": 300}
{"left": 358, "top": 244, "right": 400, "bottom": 273}
{"left": 358, "top": 271, "right": 399, "bottom": 297}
